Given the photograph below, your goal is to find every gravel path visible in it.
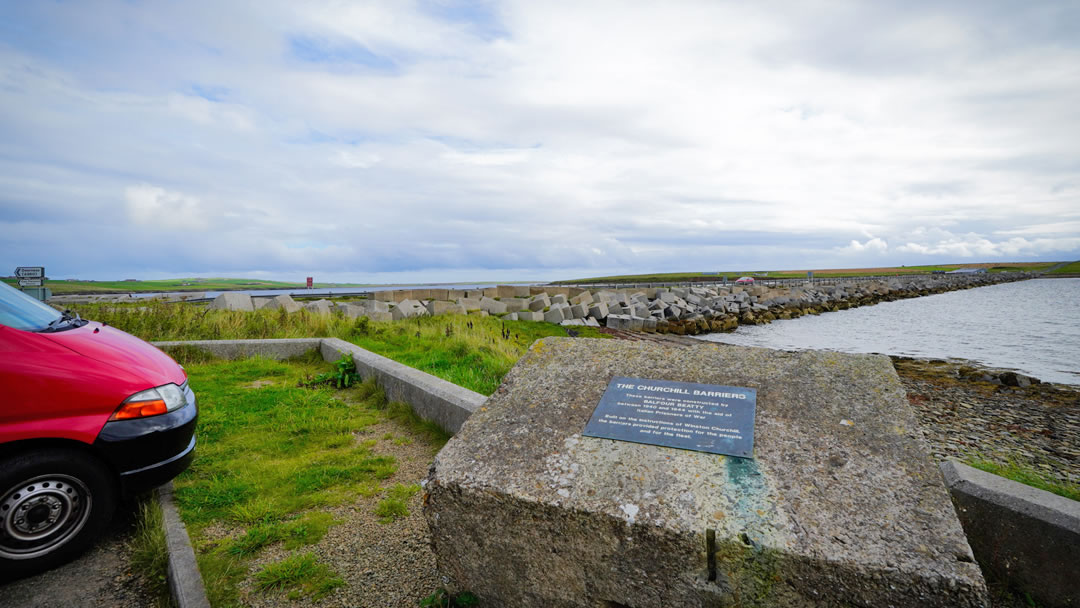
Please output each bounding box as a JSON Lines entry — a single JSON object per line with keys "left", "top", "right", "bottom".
{"left": 227, "top": 416, "right": 443, "bottom": 608}
{"left": 0, "top": 498, "right": 156, "bottom": 608}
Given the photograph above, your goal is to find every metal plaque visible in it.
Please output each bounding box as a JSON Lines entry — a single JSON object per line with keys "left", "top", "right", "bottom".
{"left": 18, "top": 278, "right": 44, "bottom": 287}
{"left": 14, "top": 267, "right": 44, "bottom": 279}
{"left": 583, "top": 377, "right": 757, "bottom": 458}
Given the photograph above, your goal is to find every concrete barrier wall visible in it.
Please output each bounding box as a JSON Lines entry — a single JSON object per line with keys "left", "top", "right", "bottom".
{"left": 941, "top": 461, "right": 1080, "bottom": 607}
{"left": 319, "top": 338, "right": 484, "bottom": 434}
{"left": 154, "top": 338, "right": 324, "bottom": 361}
{"left": 152, "top": 338, "right": 485, "bottom": 435}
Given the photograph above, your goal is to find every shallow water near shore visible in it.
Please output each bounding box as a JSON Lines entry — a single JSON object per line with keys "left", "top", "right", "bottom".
{"left": 695, "top": 278, "right": 1080, "bottom": 385}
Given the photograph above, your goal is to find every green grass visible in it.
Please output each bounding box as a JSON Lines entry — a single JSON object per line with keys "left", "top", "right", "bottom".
{"left": 173, "top": 356, "right": 445, "bottom": 606}
{"left": 966, "top": 456, "right": 1080, "bottom": 502}
{"left": 71, "top": 301, "right": 607, "bottom": 395}
{"left": 374, "top": 483, "right": 421, "bottom": 523}
{"left": 254, "top": 552, "right": 344, "bottom": 601}
{"left": 1047, "top": 261, "right": 1080, "bottom": 275}
{"left": 128, "top": 495, "right": 172, "bottom": 607}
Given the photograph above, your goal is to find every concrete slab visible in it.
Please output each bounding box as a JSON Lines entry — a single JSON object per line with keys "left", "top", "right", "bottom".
{"left": 425, "top": 340, "right": 986, "bottom": 608}
{"left": 942, "top": 461, "right": 1079, "bottom": 608}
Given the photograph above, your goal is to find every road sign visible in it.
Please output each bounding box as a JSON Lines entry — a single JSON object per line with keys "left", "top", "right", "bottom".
{"left": 15, "top": 267, "right": 44, "bottom": 279}
{"left": 18, "top": 278, "right": 43, "bottom": 287}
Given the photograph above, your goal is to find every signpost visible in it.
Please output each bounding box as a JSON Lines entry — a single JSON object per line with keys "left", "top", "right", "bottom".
{"left": 583, "top": 376, "right": 757, "bottom": 458}
{"left": 13, "top": 266, "right": 49, "bottom": 301}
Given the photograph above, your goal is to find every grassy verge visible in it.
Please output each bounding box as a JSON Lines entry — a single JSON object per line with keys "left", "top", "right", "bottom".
{"left": 71, "top": 301, "right": 607, "bottom": 395}
{"left": 1047, "top": 261, "right": 1080, "bottom": 275}
{"left": 171, "top": 355, "right": 448, "bottom": 606}
{"left": 128, "top": 494, "right": 174, "bottom": 607}
{"left": 966, "top": 456, "right": 1080, "bottom": 502}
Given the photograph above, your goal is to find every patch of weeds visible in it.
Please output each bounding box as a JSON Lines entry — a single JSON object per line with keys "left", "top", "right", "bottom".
{"left": 375, "top": 483, "right": 420, "bottom": 523}
{"left": 255, "top": 552, "right": 344, "bottom": 601}
{"left": 299, "top": 353, "right": 360, "bottom": 388}
{"left": 128, "top": 494, "right": 172, "bottom": 606}
{"left": 420, "top": 588, "right": 480, "bottom": 607}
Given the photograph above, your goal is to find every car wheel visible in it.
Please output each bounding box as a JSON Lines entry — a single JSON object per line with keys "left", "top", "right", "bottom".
{"left": 0, "top": 448, "right": 116, "bottom": 580}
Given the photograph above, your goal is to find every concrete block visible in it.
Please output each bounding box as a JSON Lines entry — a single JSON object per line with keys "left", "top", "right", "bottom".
{"left": 359, "top": 299, "right": 390, "bottom": 313}
{"left": 570, "top": 303, "right": 589, "bottom": 319}
{"left": 262, "top": 294, "right": 301, "bottom": 313}
{"left": 336, "top": 303, "right": 366, "bottom": 318}
{"left": 457, "top": 298, "right": 483, "bottom": 311}
{"left": 367, "top": 311, "right": 393, "bottom": 322}
{"left": 627, "top": 316, "right": 644, "bottom": 331}
{"left": 503, "top": 298, "right": 529, "bottom": 313}
{"left": 584, "top": 317, "right": 600, "bottom": 327}
{"left": 447, "top": 289, "right": 468, "bottom": 300}
{"left": 513, "top": 286, "right": 531, "bottom": 298}
{"left": 543, "top": 307, "right": 565, "bottom": 324}
{"left": 303, "top": 299, "right": 332, "bottom": 315}
{"left": 425, "top": 341, "right": 986, "bottom": 608}
{"left": 482, "top": 288, "right": 499, "bottom": 298}
{"left": 506, "top": 313, "right": 518, "bottom": 321}
{"left": 529, "top": 295, "right": 550, "bottom": 311}
{"left": 375, "top": 290, "right": 397, "bottom": 302}
{"left": 252, "top": 297, "right": 273, "bottom": 310}
{"left": 941, "top": 461, "right": 1080, "bottom": 608}
{"left": 588, "top": 301, "right": 609, "bottom": 320}
{"left": 517, "top": 311, "right": 543, "bottom": 322}
{"left": 551, "top": 294, "right": 568, "bottom": 305}
{"left": 529, "top": 286, "right": 549, "bottom": 296}
{"left": 570, "top": 291, "right": 594, "bottom": 307}
{"left": 392, "top": 299, "right": 426, "bottom": 320}
{"left": 604, "top": 314, "right": 630, "bottom": 330}
{"left": 209, "top": 292, "right": 254, "bottom": 312}
{"left": 496, "top": 285, "right": 518, "bottom": 298}
{"left": 560, "top": 319, "right": 585, "bottom": 326}
{"left": 480, "top": 296, "right": 508, "bottom": 315}
{"left": 427, "top": 300, "right": 467, "bottom": 316}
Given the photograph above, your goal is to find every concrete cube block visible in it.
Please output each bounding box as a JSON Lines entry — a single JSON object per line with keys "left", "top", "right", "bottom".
{"left": 480, "top": 296, "right": 508, "bottom": 315}
{"left": 262, "top": 294, "right": 301, "bottom": 313}
{"left": 209, "top": 292, "right": 254, "bottom": 312}
{"left": 570, "top": 291, "right": 594, "bottom": 307}
{"left": 551, "top": 294, "right": 568, "bottom": 305}
{"left": 303, "top": 299, "right": 332, "bottom": 315}
{"left": 504, "top": 298, "right": 529, "bottom": 313}
{"left": 544, "top": 307, "right": 565, "bottom": 324}
{"left": 588, "top": 302, "right": 609, "bottom": 320}
{"left": 529, "top": 295, "right": 550, "bottom": 311}
{"left": 569, "top": 303, "right": 589, "bottom": 319}
{"left": 427, "top": 301, "right": 467, "bottom": 316}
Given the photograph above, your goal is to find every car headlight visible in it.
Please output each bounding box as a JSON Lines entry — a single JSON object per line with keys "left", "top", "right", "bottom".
{"left": 109, "top": 383, "right": 188, "bottom": 421}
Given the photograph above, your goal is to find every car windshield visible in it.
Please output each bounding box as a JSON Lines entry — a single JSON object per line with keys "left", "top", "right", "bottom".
{"left": 0, "top": 281, "right": 62, "bottom": 331}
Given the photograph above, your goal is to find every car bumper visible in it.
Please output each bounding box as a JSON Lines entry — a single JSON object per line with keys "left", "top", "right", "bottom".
{"left": 93, "top": 382, "right": 198, "bottom": 496}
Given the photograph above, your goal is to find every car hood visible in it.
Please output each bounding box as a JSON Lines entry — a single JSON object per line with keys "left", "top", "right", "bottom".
{"left": 43, "top": 321, "right": 187, "bottom": 387}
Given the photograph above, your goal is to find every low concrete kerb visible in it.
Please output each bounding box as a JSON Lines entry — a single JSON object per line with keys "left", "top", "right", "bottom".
{"left": 941, "top": 461, "right": 1080, "bottom": 607}
{"left": 158, "top": 481, "right": 211, "bottom": 608}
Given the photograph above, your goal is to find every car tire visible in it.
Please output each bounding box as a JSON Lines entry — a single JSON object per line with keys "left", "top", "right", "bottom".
{"left": 0, "top": 448, "right": 116, "bottom": 581}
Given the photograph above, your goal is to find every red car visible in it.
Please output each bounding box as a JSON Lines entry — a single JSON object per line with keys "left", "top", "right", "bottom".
{"left": 0, "top": 282, "right": 196, "bottom": 578}
{"left": 735, "top": 276, "right": 755, "bottom": 285}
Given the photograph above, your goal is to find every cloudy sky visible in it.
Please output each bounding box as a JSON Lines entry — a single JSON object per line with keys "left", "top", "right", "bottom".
{"left": 2, "top": 1, "right": 1078, "bottom": 283}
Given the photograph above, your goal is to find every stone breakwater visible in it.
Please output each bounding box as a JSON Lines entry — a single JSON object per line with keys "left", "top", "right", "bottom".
{"left": 196, "top": 272, "right": 1031, "bottom": 337}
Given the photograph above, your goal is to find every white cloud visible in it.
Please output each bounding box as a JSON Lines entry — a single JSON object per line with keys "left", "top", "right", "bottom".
{"left": 0, "top": 1, "right": 1077, "bottom": 280}
{"left": 124, "top": 184, "right": 208, "bottom": 230}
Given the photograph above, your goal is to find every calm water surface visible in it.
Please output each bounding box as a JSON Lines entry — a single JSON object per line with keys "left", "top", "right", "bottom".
{"left": 695, "top": 278, "right": 1080, "bottom": 385}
